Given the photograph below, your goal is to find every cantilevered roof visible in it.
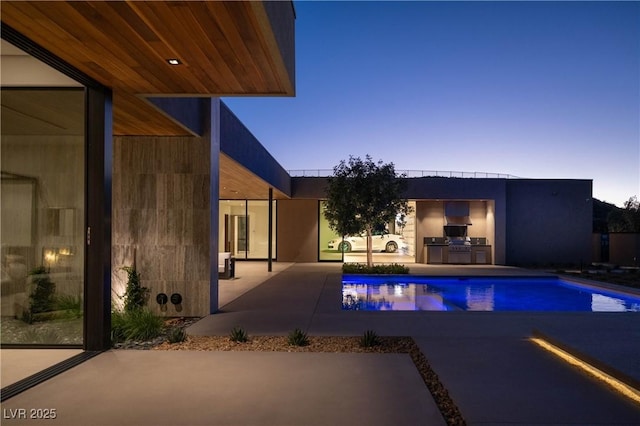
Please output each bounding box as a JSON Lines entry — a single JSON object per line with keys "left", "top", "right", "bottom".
{"left": 220, "top": 102, "right": 291, "bottom": 199}
{"left": 1, "top": 1, "right": 295, "bottom": 136}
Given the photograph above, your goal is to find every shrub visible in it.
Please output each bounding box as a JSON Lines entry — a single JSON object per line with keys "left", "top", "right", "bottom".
{"left": 342, "top": 263, "right": 409, "bottom": 275}
{"left": 288, "top": 328, "right": 309, "bottom": 347}
{"left": 55, "top": 294, "right": 83, "bottom": 319}
{"left": 360, "top": 330, "right": 381, "bottom": 347}
{"left": 111, "top": 309, "right": 163, "bottom": 343}
{"left": 28, "top": 266, "right": 56, "bottom": 314}
{"left": 166, "top": 327, "right": 187, "bottom": 344}
{"left": 121, "top": 266, "right": 149, "bottom": 312}
{"left": 229, "top": 325, "right": 248, "bottom": 343}
{"left": 111, "top": 310, "right": 127, "bottom": 343}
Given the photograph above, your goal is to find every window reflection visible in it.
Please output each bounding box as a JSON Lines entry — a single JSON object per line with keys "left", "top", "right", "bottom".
{"left": 1, "top": 89, "right": 85, "bottom": 345}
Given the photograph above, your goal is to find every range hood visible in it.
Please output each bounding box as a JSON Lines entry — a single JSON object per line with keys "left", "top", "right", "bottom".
{"left": 444, "top": 201, "right": 472, "bottom": 225}
{"left": 446, "top": 216, "right": 472, "bottom": 225}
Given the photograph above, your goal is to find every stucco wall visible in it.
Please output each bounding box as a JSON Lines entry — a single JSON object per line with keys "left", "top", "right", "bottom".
{"left": 415, "top": 201, "right": 444, "bottom": 263}
{"left": 277, "top": 199, "right": 318, "bottom": 262}
{"left": 468, "top": 201, "right": 487, "bottom": 238}
{"left": 505, "top": 180, "right": 592, "bottom": 266}
{"left": 112, "top": 135, "right": 211, "bottom": 316}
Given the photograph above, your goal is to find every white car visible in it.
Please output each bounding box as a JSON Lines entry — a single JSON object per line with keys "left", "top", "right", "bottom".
{"left": 328, "top": 231, "right": 406, "bottom": 253}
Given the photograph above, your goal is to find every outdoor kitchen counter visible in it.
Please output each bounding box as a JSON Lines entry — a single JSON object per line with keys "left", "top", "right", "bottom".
{"left": 424, "top": 244, "right": 492, "bottom": 265}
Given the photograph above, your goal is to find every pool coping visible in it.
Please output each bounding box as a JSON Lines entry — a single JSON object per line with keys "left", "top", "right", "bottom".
{"left": 559, "top": 274, "right": 640, "bottom": 297}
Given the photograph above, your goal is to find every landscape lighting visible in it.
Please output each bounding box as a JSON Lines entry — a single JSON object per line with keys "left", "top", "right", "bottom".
{"left": 530, "top": 337, "right": 640, "bottom": 404}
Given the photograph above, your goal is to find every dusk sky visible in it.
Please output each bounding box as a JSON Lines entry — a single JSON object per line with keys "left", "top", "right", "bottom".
{"left": 223, "top": 1, "right": 639, "bottom": 207}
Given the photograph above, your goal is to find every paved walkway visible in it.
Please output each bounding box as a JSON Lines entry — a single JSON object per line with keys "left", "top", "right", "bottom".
{"left": 2, "top": 263, "right": 639, "bottom": 425}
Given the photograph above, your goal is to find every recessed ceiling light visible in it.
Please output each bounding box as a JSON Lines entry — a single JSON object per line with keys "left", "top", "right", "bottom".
{"left": 167, "top": 58, "right": 181, "bottom": 65}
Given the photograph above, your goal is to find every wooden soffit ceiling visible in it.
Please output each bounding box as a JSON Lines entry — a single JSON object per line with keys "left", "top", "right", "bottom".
{"left": 1, "top": 1, "right": 294, "bottom": 136}
{"left": 220, "top": 153, "right": 289, "bottom": 200}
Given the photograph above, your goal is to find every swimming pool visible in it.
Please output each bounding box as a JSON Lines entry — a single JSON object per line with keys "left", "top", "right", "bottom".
{"left": 341, "top": 276, "right": 640, "bottom": 312}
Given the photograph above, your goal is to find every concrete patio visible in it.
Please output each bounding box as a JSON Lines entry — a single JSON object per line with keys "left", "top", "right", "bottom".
{"left": 1, "top": 262, "right": 639, "bottom": 425}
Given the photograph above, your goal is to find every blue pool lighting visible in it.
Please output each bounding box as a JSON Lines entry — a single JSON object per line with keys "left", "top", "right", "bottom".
{"left": 341, "top": 276, "right": 640, "bottom": 312}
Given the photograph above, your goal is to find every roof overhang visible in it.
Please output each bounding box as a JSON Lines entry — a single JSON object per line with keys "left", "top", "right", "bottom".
{"left": 220, "top": 154, "right": 289, "bottom": 200}
{"left": 1, "top": 1, "right": 295, "bottom": 136}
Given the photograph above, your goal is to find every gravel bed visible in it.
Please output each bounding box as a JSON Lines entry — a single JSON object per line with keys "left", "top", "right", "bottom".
{"left": 1, "top": 316, "right": 82, "bottom": 345}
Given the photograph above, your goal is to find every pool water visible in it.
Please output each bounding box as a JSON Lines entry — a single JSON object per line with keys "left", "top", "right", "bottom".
{"left": 341, "top": 276, "right": 640, "bottom": 312}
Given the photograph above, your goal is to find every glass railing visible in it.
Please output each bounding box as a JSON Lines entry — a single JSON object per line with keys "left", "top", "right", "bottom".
{"left": 288, "top": 169, "right": 521, "bottom": 179}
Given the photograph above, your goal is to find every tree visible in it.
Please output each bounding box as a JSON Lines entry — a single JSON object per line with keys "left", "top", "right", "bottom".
{"left": 324, "top": 155, "right": 411, "bottom": 267}
{"left": 607, "top": 196, "right": 640, "bottom": 232}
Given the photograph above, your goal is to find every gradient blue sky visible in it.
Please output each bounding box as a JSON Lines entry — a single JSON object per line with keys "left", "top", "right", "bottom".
{"left": 223, "top": 1, "right": 639, "bottom": 207}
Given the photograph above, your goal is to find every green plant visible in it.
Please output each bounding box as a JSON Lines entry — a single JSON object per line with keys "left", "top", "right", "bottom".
{"left": 166, "top": 327, "right": 187, "bottom": 344}
{"left": 229, "top": 325, "right": 249, "bottom": 343}
{"left": 121, "top": 266, "right": 149, "bottom": 312}
{"left": 111, "top": 310, "right": 127, "bottom": 343}
{"left": 360, "top": 330, "right": 381, "bottom": 347}
{"left": 28, "top": 266, "right": 56, "bottom": 314}
{"left": 110, "top": 309, "right": 163, "bottom": 343}
{"left": 288, "top": 328, "right": 309, "bottom": 347}
{"left": 324, "top": 155, "right": 412, "bottom": 267}
{"left": 342, "top": 263, "right": 409, "bottom": 275}
{"left": 55, "top": 293, "right": 83, "bottom": 319}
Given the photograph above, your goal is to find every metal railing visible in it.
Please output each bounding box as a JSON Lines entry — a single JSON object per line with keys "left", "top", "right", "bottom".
{"left": 288, "top": 169, "right": 521, "bottom": 179}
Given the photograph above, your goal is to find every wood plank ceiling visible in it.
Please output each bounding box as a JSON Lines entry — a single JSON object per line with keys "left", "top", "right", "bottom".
{"left": 1, "top": 1, "right": 294, "bottom": 136}
{"left": 2, "top": 1, "right": 295, "bottom": 200}
{"left": 220, "top": 154, "right": 289, "bottom": 200}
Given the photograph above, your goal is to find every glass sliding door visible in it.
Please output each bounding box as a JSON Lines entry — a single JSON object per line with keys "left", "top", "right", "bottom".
{"left": 219, "top": 200, "right": 246, "bottom": 257}
{"left": 1, "top": 88, "right": 85, "bottom": 345}
{"left": 246, "top": 200, "right": 275, "bottom": 260}
{"left": 320, "top": 200, "right": 417, "bottom": 263}
{"left": 219, "top": 200, "right": 276, "bottom": 260}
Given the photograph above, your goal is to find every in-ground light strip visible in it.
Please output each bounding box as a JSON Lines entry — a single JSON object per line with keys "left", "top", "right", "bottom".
{"left": 530, "top": 337, "right": 640, "bottom": 405}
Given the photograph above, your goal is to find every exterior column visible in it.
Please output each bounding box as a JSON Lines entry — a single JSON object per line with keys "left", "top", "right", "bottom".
{"left": 268, "top": 187, "right": 273, "bottom": 272}
{"left": 85, "top": 86, "right": 113, "bottom": 350}
{"left": 208, "top": 98, "right": 221, "bottom": 313}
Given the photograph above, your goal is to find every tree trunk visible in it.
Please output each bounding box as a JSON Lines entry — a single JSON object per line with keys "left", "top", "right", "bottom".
{"left": 366, "top": 229, "right": 373, "bottom": 268}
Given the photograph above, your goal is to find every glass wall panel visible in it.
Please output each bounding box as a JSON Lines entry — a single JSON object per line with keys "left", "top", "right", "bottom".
{"left": 319, "top": 201, "right": 343, "bottom": 261}
{"left": 322, "top": 200, "right": 417, "bottom": 264}
{"left": 246, "top": 200, "right": 274, "bottom": 260}
{"left": 1, "top": 88, "right": 85, "bottom": 345}
{"left": 219, "top": 200, "right": 275, "bottom": 260}
{"left": 219, "top": 200, "right": 246, "bottom": 257}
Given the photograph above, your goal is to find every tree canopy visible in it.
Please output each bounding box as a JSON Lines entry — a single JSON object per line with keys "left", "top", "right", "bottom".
{"left": 324, "top": 155, "right": 411, "bottom": 266}
{"left": 607, "top": 196, "right": 640, "bottom": 232}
